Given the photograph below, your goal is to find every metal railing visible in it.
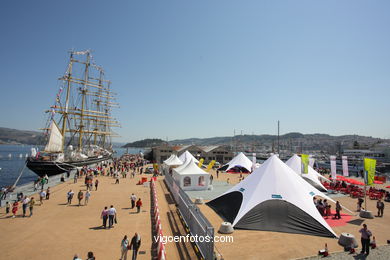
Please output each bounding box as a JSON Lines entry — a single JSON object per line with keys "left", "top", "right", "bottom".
{"left": 164, "top": 172, "right": 214, "bottom": 260}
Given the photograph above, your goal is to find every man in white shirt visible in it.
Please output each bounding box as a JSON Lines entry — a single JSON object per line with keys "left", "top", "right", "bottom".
{"left": 131, "top": 194, "right": 137, "bottom": 209}
{"left": 39, "top": 190, "right": 46, "bottom": 205}
{"left": 108, "top": 205, "right": 117, "bottom": 228}
{"left": 22, "top": 196, "right": 30, "bottom": 217}
{"left": 67, "top": 190, "right": 74, "bottom": 205}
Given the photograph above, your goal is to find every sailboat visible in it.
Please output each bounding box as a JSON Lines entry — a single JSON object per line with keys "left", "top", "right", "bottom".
{"left": 26, "top": 50, "right": 120, "bottom": 177}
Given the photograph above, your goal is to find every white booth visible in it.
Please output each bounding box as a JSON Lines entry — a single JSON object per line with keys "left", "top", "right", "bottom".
{"left": 173, "top": 159, "right": 210, "bottom": 191}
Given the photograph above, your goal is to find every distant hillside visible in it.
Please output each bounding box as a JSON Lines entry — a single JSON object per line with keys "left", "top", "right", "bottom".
{"left": 122, "top": 138, "right": 167, "bottom": 148}
{"left": 168, "top": 133, "right": 390, "bottom": 153}
{"left": 0, "top": 127, "right": 45, "bottom": 145}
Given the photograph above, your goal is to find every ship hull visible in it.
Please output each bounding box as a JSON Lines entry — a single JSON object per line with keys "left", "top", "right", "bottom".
{"left": 26, "top": 155, "right": 112, "bottom": 177}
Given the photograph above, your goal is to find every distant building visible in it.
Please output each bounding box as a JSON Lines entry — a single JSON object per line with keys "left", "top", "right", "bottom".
{"left": 152, "top": 144, "right": 234, "bottom": 164}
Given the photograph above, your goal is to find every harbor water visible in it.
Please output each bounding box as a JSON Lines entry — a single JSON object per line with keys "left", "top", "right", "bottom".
{"left": 0, "top": 145, "right": 144, "bottom": 187}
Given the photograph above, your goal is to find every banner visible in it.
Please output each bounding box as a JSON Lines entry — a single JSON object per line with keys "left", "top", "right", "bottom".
{"left": 252, "top": 153, "right": 256, "bottom": 171}
{"left": 330, "top": 156, "right": 337, "bottom": 179}
{"left": 301, "top": 154, "right": 309, "bottom": 174}
{"left": 364, "top": 158, "right": 376, "bottom": 186}
{"left": 342, "top": 156, "right": 349, "bottom": 177}
{"left": 309, "top": 156, "right": 315, "bottom": 168}
{"left": 198, "top": 158, "right": 204, "bottom": 168}
{"left": 206, "top": 160, "right": 216, "bottom": 171}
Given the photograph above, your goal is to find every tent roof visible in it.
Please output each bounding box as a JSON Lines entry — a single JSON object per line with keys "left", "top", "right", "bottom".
{"left": 285, "top": 154, "right": 327, "bottom": 192}
{"left": 174, "top": 159, "right": 209, "bottom": 176}
{"left": 164, "top": 154, "right": 183, "bottom": 166}
{"left": 225, "top": 152, "right": 252, "bottom": 172}
{"left": 163, "top": 154, "right": 174, "bottom": 164}
{"left": 179, "top": 150, "right": 199, "bottom": 163}
{"left": 207, "top": 155, "right": 337, "bottom": 238}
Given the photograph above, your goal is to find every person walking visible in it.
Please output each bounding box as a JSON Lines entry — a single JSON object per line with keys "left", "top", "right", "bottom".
{"left": 130, "top": 233, "right": 141, "bottom": 260}
{"left": 115, "top": 174, "right": 120, "bottom": 184}
{"left": 22, "top": 196, "right": 30, "bottom": 217}
{"left": 12, "top": 201, "right": 19, "bottom": 218}
{"left": 120, "top": 235, "right": 129, "bottom": 260}
{"left": 377, "top": 199, "right": 384, "bottom": 217}
{"left": 101, "top": 206, "right": 108, "bottom": 228}
{"left": 67, "top": 190, "right": 74, "bottom": 205}
{"left": 74, "top": 173, "right": 78, "bottom": 184}
{"left": 335, "top": 201, "right": 341, "bottom": 219}
{"left": 77, "top": 190, "right": 84, "bottom": 206}
{"left": 95, "top": 179, "right": 99, "bottom": 191}
{"left": 5, "top": 201, "right": 10, "bottom": 214}
{"left": 29, "top": 197, "right": 35, "bottom": 217}
{"left": 131, "top": 193, "right": 137, "bottom": 209}
{"left": 136, "top": 198, "right": 142, "bottom": 213}
{"left": 46, "top": 187, "right": 51, "bottom": 200}
{"left": 359, "top": 224, "right": 372, "bottom": 255}
{"left": 85, "top": 190, "right": 91, "bottom": 205}
{"left": 86, "top": 251, "right": 95, "bottom": 260}
{"left": 40, "top": 177, "right": 46, "bottom": 191}
{"left": 39, "top": 190, "right": 46, "bottom": 205}
{"left": 108, "top": 205, "right": 117, "bottom": 228}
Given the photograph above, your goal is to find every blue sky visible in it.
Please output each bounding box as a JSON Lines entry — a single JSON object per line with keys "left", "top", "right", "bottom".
{"left": 0, "top": 0, "right": 389, "bottom": 142}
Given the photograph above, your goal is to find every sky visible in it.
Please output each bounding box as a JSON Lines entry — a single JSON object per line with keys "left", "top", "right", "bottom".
{"left": 0, "top": 0, "right": 389, "bottom": 142}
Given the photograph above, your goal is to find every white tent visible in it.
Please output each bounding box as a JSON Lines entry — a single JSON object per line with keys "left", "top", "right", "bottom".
{"left": 285, "top": 154, "right": 327, "bottom": 192}
{"left": 162, "top": 154, "right": 183, "bottom": 175}
{"left": 163, "top": 154, "right": 174, "bottom": 164}
{"left": 173, "top": 159, "right": 210, "bottom": 191}
{"left": 222, "top": 152, "right": 252, "bottom": 172}
{"left": 179, "top": 150, "right": 199, "bottom": 164}
{"left": 207, "top": 155, "right": 338, "bottom": 238}
{"left": 164, "top": 154, "right": 183, "bottom": 166}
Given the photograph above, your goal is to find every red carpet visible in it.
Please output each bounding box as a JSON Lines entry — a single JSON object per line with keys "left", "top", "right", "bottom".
{"left": 324, "top": 210, "right": 352, "bottom": 227}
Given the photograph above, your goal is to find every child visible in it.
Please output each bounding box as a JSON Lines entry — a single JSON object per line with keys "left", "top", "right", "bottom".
{"left": 5, "top": 201, "right": 10, "bottom": 214}
{"left": 12, "top": 201, "right": 19, "bottom": 218}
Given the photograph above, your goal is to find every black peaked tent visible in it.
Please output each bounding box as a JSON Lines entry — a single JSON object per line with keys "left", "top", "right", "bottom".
{"left": 206, "top": 155, "right": 337, "bottom": 238}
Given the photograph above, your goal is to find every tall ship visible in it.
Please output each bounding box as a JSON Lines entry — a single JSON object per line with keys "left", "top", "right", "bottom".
{"left": 26, "top": 50, "right": 119, "bottom": 177}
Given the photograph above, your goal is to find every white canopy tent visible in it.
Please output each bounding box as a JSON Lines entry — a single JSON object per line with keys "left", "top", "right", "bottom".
{"left": 163, "top": 154, "right": 174, "bottom": 164}
{"left": 164, "top": 154, "right": 183, "bottom": 167}
{"left": 173, "top": 159, "right": 210, "bottom": 191}
{"left": 285, "top": 154, "right": 327, "bottom": 192}
{"left": 178, "top": 150, "right": 199, "bottom": 164}
{"left": 222, "top": 152, "right": 253, "bottom": 172}
{"left": 162, "top": 154, "right": 183, "bottom": 175}
{"left": 207, "top": 155, "right": 338, "bottom": 237}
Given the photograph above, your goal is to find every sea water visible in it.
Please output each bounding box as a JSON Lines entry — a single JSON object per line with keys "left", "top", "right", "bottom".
{"left": 0, "top": 145, "right": 144, "bottom": 187}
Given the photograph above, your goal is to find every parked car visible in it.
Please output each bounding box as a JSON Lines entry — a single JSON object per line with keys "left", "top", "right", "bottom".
{"left": 145, "top": 166, "right": 154, "bottom": 174}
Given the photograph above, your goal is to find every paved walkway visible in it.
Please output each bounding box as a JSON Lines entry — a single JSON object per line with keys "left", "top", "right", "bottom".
{"left": 0, "top": 168, "right": 176, "bottom": 259}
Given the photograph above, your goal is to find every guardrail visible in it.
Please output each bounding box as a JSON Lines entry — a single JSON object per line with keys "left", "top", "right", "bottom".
{"left": 151, "top": 179, "right": 167, "bottom": 260}
{"left": 164, "top": 172, "right": 214, "bottom": 260}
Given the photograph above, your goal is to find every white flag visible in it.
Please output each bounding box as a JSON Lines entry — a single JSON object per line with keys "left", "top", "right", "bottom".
{"left": 342, "top": 156, "right": 349, "bottom": 177}
{"left": 309, "top": 156, "right": 315, "bottom": 168}
{"left": 252, "top": 153, "right": 256, "bottom": 171}
{"left": 330, "top": 155, "right": 337, "bottom": 179}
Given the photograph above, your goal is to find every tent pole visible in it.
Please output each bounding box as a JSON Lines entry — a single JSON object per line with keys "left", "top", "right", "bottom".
{"left": 364, "top": 169, "right": 367, "bottom": 211}
{"left": 277, "top": 120, "right": 280, "bottom": 155}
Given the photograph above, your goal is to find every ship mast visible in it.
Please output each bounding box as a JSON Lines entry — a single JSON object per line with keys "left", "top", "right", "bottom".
{"left": 48, "top": 50, "right": 120, "bottom": 154}
{"left": 78, "top": 52, "right": 90, "bottom": 151}
{"left": 94, "top": 69, "right": 104, "bottom": 146}
{"left": 61, "top": 53, "right": 73, "bottom": 151}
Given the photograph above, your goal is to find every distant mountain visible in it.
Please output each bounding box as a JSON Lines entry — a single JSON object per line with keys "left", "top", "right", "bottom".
{"left": 122, "top": 138, "right": 167, "bottom": 148}
{"left": 0, "top": 127, "right": 45, "bottom": 145}
{"left": 168, "top": 133, "right": 389, "bottom": 153}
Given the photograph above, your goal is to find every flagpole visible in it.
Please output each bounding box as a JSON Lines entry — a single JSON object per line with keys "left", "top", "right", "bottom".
{"left": 364, "top": 170, "right": 367, "bottom": 211}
